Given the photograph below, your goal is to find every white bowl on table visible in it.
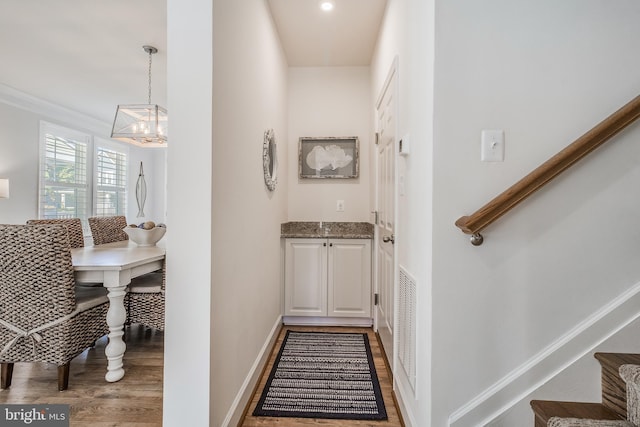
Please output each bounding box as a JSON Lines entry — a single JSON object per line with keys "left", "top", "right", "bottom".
{"left": 123, "top": 226, "right": 166, "bottom": 247}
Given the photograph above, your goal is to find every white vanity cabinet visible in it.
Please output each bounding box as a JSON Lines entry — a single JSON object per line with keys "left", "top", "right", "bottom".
{"left": 284, "top": 238, "right": 327, "bottom": 316}
{"left": 284, "top": 238, "right": 372, "bottom": 318}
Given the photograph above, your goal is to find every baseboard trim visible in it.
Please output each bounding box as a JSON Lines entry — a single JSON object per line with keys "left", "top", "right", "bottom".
{"left": 448, "top": 281, "right": 640, "bottom": 427}
{"left": 377, "top": 329, "right": 416, "bottom": 427}
{"left": 222, "top": 315, "right": 283, "bottom": 427}
{"left": 376, "top": 331, "right": 393, "bottom": 382}
{"left": 282, "top": 316, "right": 373, "bottom": 327}
{"left": 392, "top": 389, "right": 407, "bottom": 427}
{"left": 394, "top": 378, "right": 420, "bottom": 427}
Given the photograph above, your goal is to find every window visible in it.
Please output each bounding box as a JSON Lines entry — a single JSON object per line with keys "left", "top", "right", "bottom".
{"left": 39, "top": 122, "right": 128, "bottom": 232}
{"left": 40, "top": 124, "right": 90, "bottom": 224}
{"left": 95, "top": 141, "right": 127, "bottom": 216}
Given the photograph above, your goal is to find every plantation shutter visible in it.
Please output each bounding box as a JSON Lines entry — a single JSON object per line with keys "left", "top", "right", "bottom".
{"left": 95, "top": 145, "right": 127, "bottom": 217}
{"left": 39, "top": 128, "right": 90, "bottom": 228}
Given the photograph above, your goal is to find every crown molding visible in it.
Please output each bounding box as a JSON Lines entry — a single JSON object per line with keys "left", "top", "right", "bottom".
{"left": 0, "top": 83, "right": 112, "bottom": 137}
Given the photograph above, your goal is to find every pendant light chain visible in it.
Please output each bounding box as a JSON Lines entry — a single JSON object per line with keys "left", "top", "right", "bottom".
{"left": 147, "top": 49, "right": 153, "bottom": 105}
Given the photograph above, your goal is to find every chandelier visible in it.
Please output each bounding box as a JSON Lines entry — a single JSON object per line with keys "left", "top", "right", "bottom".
{"left": 111, "top": 45, "right": 167, "bottom": 147}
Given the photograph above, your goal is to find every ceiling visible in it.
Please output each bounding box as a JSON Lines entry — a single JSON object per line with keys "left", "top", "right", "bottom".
{"left": 0, "top": 0, "right": 386, "bottom": 126}
{"left": 0, "top": 0, "right": 167, "bottom": 126}
{"left": 267, "top": 0, "right": 387, "bottom": 67}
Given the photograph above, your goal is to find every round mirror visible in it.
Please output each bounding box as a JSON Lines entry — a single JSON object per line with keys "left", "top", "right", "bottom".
{"left": 263, "top": 129, "right": 277, "bottom": 191}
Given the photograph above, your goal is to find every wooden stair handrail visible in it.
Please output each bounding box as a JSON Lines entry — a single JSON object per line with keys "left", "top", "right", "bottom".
{"left": 456, "top": 94, "right": 640, "bottom": 245}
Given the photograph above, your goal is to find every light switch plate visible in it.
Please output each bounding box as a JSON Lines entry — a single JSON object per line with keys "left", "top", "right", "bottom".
{"left": 336, "top": 200, "right": 345, "bottom": 212}
{"left": 481, "top": 129, "right": 505, "bottom": 162}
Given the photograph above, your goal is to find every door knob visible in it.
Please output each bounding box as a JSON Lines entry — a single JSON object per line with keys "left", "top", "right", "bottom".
{"left": 382, "top": 234, "right": 395, "bottom": 244}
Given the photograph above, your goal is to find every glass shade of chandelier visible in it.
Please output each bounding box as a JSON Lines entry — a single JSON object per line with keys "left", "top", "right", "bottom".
{"left": 111, "top": 45, "right": 167, "bottom": 147}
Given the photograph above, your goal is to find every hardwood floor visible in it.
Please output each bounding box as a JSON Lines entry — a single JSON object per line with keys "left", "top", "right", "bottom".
{"left": 240, "top": 325, "right": 404, "bottom": 427}
{"left": 0, "top": 325, "right": 163, "bottom": 426}
{"left": 1, "top": 325, "right": 402, "bottom": 427}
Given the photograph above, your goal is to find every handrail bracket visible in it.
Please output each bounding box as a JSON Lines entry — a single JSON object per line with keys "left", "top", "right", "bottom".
{"left": 470, "top": 233, "right": 484, "bottom": 246}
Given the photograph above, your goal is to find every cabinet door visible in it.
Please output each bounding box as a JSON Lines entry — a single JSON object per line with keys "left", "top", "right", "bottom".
{"left": 327, "top": 239, "right": 372, "bottom": 317}
{"left": 284, "top": 238, "right": 327, "bottom": 316}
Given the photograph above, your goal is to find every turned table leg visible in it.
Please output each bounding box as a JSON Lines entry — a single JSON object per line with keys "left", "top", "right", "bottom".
{"left": 103, "top": 271, "right": 128, "bottom": 383}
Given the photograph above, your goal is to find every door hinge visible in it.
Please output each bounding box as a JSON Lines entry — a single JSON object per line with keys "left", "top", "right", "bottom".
{"left": 371, "top": 210, "right": 379, "bottom": 224}
{"left": 374, "top": 293, "right": 379, "bottom": 305}
{"left": 375, "top": 132, "right": 380, "bottom": 145}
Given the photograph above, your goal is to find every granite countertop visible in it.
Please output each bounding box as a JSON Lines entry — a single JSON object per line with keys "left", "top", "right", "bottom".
{"left": 281, "top": 222, "right": 374, "bottom": 239}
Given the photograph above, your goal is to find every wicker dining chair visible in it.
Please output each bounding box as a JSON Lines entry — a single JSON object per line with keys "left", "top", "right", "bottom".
{"left": 0, "top": 224, "right": 109, "bottom": 391}
{"left": 88, "top": 216, "right": 165, "bottom": 330}
{"left": 88, "top": 215, "right": 129, "bottom": 245}
{"left": 26, "top": 218, "right": 85, "bottom": 249}
{"left": 27, "top": 218, "right": 105, "bottom": 289}
{"left": 127, "top": 260, "right": 165, "bottom": 331}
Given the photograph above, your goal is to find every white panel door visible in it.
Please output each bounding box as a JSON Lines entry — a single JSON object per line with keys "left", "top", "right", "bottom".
{"left": 327, "top": 239, "right": 372, "bottom": 317}
{"left": 284, "top": 238, "right": 327, "bottom": 316}
{"left": 375, "top": 61, "right": 397, "bottom": 363}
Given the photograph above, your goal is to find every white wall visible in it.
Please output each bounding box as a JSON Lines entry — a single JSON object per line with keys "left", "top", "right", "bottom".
{"left": 164, "top": 0, "right": 212, "bottom": 425}
{"left": 431, "top": 1, "right": 640, "bottom": 426}
{"left": 370, "top": 0, "right": 435, "bottom": 425}
{"left": 288, "top": 67, "right": 371, "bottom": 222}
{"left": 0, "top": 102, "right": 40, "bottom": 224}
{"left": 211, "top": 0, "right": 289, "bottom": 426}
{"left": 372, "top": 1, "right": 640, "bottom": 426}
{"left": 0, "top": 94, "right": 166, "bottom": 227}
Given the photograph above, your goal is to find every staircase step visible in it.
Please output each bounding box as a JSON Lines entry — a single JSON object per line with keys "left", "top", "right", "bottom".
{"left": 594, "top": 353, "right": 640, "bottom": 419}
{"left": 531, "top": 400, "right": 625, "bottom": 427}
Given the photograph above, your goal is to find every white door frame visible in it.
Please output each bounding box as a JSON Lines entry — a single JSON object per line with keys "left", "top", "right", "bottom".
{"left": 373, "top": 56, "right": 400, "bottom": 375}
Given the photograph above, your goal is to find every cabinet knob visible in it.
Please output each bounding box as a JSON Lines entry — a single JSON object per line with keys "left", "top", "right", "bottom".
{"left": 330, "top": 243, "right": 333, "bottom": 247}
{"left": 323, "top": 242, "right": 327, "bottom": 247}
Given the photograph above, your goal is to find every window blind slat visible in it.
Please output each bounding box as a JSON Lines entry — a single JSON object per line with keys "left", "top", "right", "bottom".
{"left": 39, "top": 124, "right": 129, "bottom": 234}
{"left": 95, "top": 147, "right": 127, "bottom": 217}
{"left": 40, "top": 132, "right": 89, "bottom": 222}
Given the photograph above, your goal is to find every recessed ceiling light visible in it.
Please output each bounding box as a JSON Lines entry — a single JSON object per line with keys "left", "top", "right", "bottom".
{"left": 319, "top": 0, "right": 335, "bottom": 12}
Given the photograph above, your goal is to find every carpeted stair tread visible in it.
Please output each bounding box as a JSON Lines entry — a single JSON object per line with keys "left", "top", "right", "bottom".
{"left": 531, "top": 400, "right": 625, "bottom": 427}
{"left": 594, "top": 353, "right": 640, "bottom": 419}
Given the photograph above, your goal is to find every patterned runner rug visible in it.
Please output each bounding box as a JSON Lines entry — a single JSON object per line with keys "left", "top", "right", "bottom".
{"left": 252, "top": 331, "right": 387, "bottom": 420}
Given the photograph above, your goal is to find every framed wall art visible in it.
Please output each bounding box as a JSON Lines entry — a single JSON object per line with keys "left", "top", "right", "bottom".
{"left": 299, "top": 136, "right": 359, "bottom": 179}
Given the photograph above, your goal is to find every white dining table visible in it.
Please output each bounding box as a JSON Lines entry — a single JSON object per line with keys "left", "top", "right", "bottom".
{"left": 71, "top": 240, "right": 165, "bottom": 382}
